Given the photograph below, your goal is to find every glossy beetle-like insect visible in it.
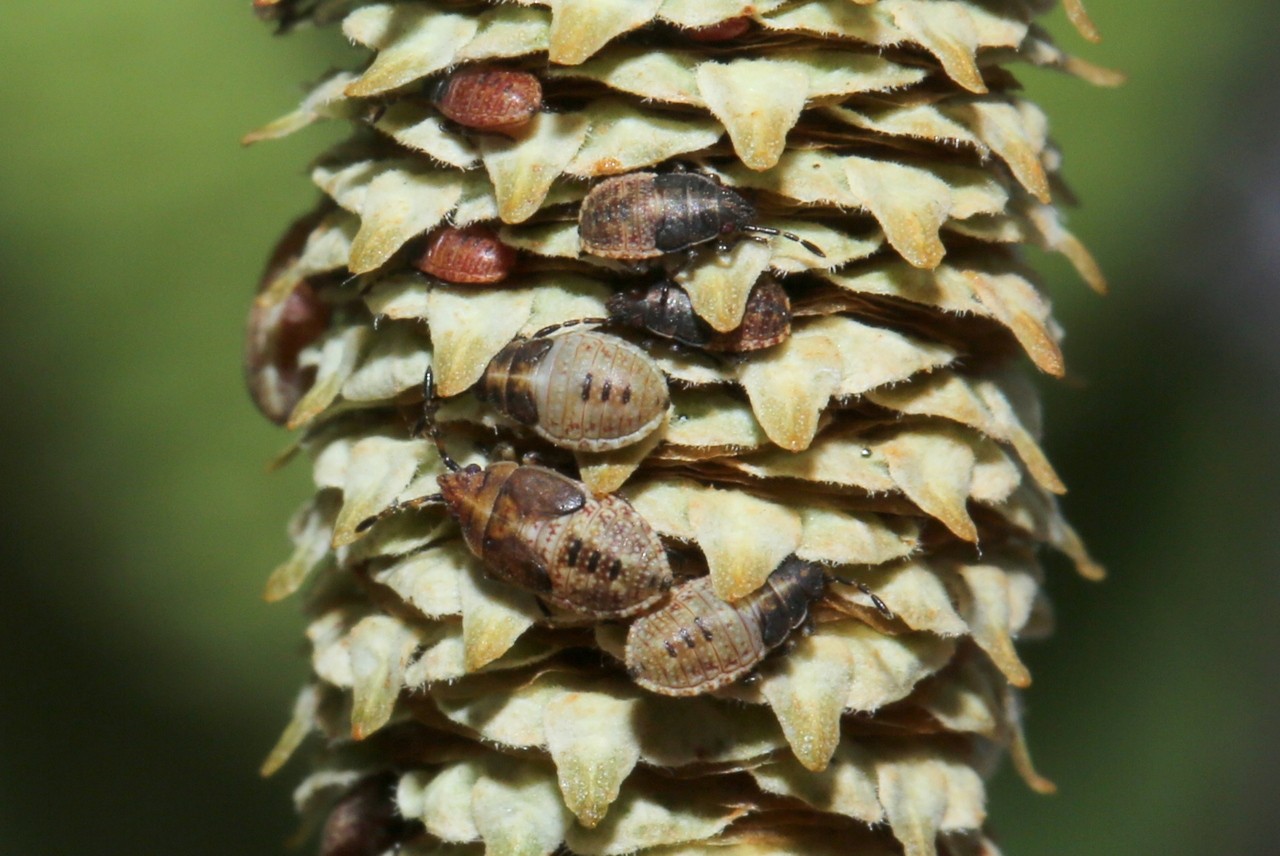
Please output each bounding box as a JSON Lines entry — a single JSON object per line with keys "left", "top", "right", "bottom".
{"left": 428, "top": 66, "right": 542, "bottom": 134}
{"left": 252, "top": 0, "right": 298, "bottom": 23}
{"left": 251, "top": 0, "right": 286, "bottom": 19}
{"left": 414, "top": 224, "right": 517, "bottom": 285}
{"left": 606, "top": 277, "right": 791, "bottom": 353}
{"left": 253, "top": 0, "right": 337, "bottom": 32}
{"left": 686, "top": 17, "right": 753, "bottom": 42}
{"left": 474, "top": 324, "right": 670, "bottom": 452}
{"left": 625, "top": 557, "right": 892, "bottom": 696}
{"left": 320, "top": 773, "right": 414, "bottom": 856}
{"left": 578, "top": 171, "right": 825, "bottom": 261}
{"left": 244, "top": 212, "right": 332, "bottom": 424}
{"left": 357, "top": 371, "right": 673, "bottom": 618}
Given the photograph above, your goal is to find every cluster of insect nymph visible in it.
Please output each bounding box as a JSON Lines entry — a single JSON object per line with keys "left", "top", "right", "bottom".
{"left": 354, "top": 350, "right": 892, "bottom": 697}
{"left": 249, "top": 53, "right": 895, "bottom": 703}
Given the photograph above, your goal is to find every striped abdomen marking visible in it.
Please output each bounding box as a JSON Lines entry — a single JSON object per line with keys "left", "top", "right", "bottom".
{"left": 476, "top": 337, "right": 553, "bottom": 427}
{"left": 533, "top": 492, "right": 672, "bottom": 617}
{"left": 625, "top": 557, "right": 825, "bottom": 696}
{"left": 479, "top": 331, "right": 669, "bottom": 452}
{"left": 651, "top": 171, "right": 730, "bottom": 253}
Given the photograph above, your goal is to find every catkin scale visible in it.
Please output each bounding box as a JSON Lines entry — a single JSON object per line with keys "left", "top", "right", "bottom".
{"left": 476, "top": 330, "right": 669, "bottom": 452}
{"left": 625, "top": 557, "right": 826, "bottom": 696}
{"left": 439, "top": 462, "right": 672, "bottom": 618}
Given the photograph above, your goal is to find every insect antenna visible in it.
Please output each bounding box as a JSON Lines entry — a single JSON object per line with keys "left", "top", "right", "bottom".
{"left": 740, "top": 224, "right": 826, "bottom": 258}
{"left": 822, "top": 573, "right": 895, "bottom": 620}
{"left": 413, "top": 367, "right": 461, "bottom": 473}
{"left": 529, "top": 317, "right": 612, "bottom": 340}
{"left": 855, "top": 581, "right": 895, "bottom": 620}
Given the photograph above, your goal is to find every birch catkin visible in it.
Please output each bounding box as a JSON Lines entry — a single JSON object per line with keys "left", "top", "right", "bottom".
{"left": 246, "top": 3, "right": 1111, "bottom": 854}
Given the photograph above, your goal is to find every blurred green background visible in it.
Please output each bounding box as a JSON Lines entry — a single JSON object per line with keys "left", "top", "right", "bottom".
{"left": 1, "top": 3, "right": 1275, "bottom": 854}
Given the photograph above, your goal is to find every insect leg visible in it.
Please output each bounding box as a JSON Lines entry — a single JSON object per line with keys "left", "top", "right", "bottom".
{"left": 413, "top": 367, "right": 461, "bottom": 472}
{"left": 355, "top": 493, "right": 446, "bottom": 533}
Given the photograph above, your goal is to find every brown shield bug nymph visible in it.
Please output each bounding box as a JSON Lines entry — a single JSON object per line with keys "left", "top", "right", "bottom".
{"left": 606, "top": 277, "right": 792, "bottom": 353}
{"left": 320, "top": 773, "right": 415, "bottom": 856}
{"left": 474, "top": 323, "right": 670, "bottom": 452}
{"left": 357, "top": 371, "right": 673, "bottom": 618}
{"left": 413, "top": 224, "right": 517, "bottom": 285}
{"left": 625, "top": 556, "right": 892, "bottom": 696}
{"left": 577, "top": 171, "right": 825, "bottom": 261}
{"left": 428, "top": 66, "right": 543, "bottom": 134}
